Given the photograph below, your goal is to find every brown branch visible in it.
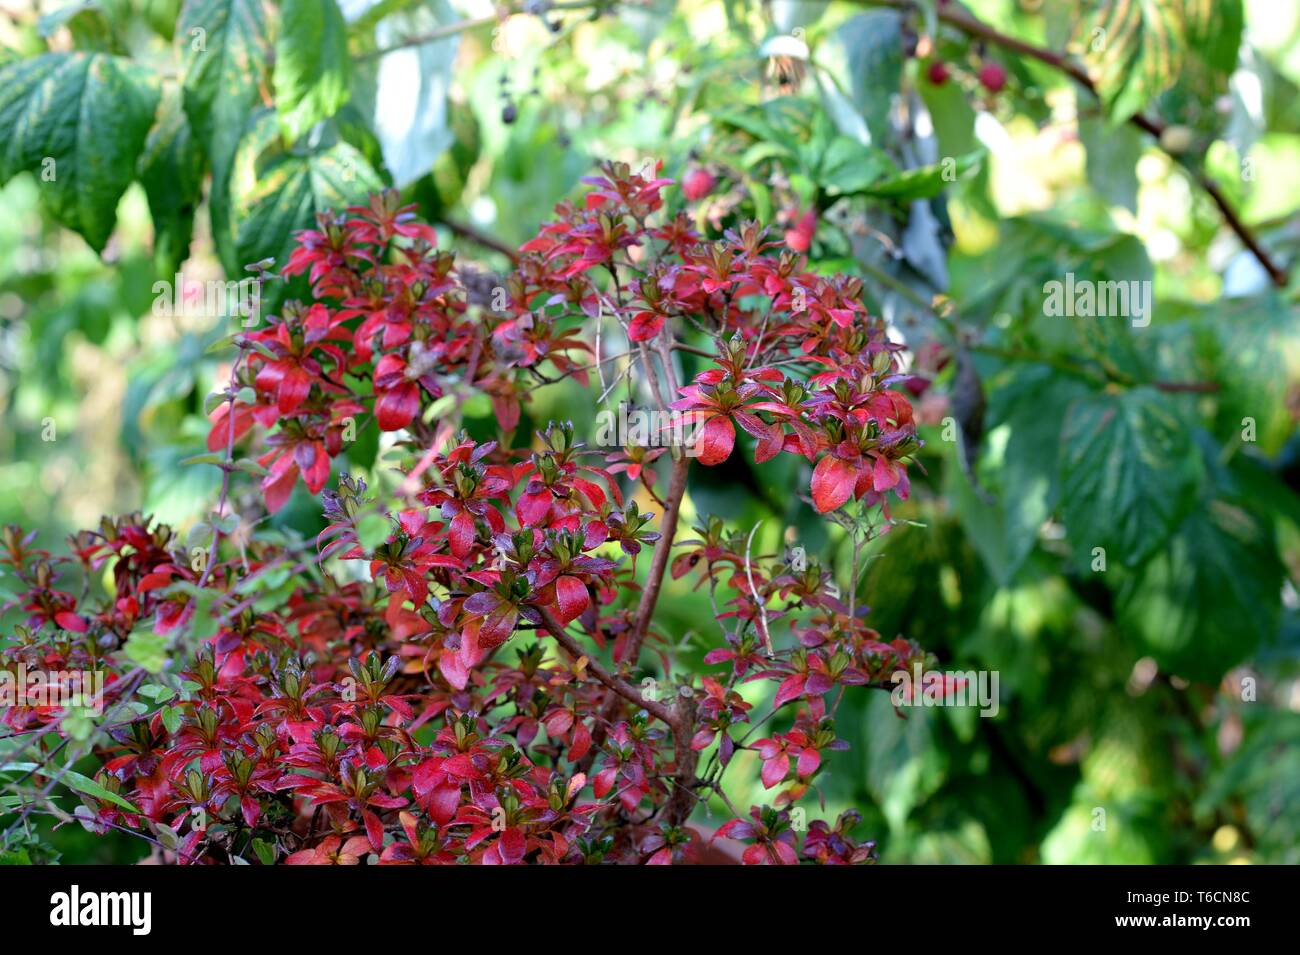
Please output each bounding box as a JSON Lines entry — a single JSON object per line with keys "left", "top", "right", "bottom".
{"left": 664, "top": 691, "right": 700, "bottom": 828}
{"left": 357, "top": 1, "right": 615, "bottom": 61}
{"left": 626, "top": 454, "right": 690, "bottom": 660}
{"left": 574, "top": 453, "right": 691, "bottom": 775}
{"left": 856, "top": 0, "right": 1288, "bottom": 288}
{"left": 441, "top": 219, "right": 520, "bottom": 263}
{"left": 536, "top": 608, "right": 676, "bottom": 728}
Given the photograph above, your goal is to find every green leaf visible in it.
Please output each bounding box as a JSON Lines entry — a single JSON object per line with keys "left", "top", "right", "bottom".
{"left": 355, "top": 513, "right": 390, "bottom": 551}
{"left": 0, "top": 53, "right": 160, "bottom": 251}
{"left": 230, "top": 111, "right": 383, "bottom": 306}
{"left": 138, "top": 683, "right": 175, "bottom": 704}
{"left": 191, "top": 590, "right": 219, "bottom": 641}
{"left": 860, "top": 151, "right": 983, "bottom": 201}
{"left": 1079, "top": 113, "right": 1144, "bottom": 212}
{"left": 1119, "top": 499, "right": 1283, "bottom": 681}
{"left": 952, "top": 367, "right": 1091, "bottom": 584}
{"left": 62, "top": 709, "right": 97, "bottom": 742}
{"left": 138, "top": 86, "right": 206, "bottom": 274}
{"left": 1155, "top": 0, "right": 1243, "bottom": 137}
{"left": 1058, "top": 387, "right": 1201, "bottom": 568}
{"left": 161, "top": 705, "right": 183, "bottom": 734}
{"left": 1079, "top": 0, "right": 1189, "bottom": 123}
{"left": 38, "top": 1, "right": 122, "bottom": 52}
{"left": 1192, "top": 294, "right": 1300, "bottom": 456}
{"left": 61, "top": 769, "right": 142, "bottom": 814}
{"left": 817, "top": 137, "right": 895, "bottom": 195}
{"left": 862, "top": 693, "right": 947, "bottom": 835}
{"left": 179, "top": 452, "right": 227, "bottom": 467}
{"left": 358, "top": 0, "right": 459, "bottom": 187}
{"left": 251, "top": 837, "right": 276, "bottom": 865}
{"left": 123, "top": 628, "right": 168, "bottom": 673}
{"left": 273, "top": 0, "right": 352, "bottom": 142}
{"left": 835, "top": 10, "right": 903, "bottom": 146}
{"left": 177, "top": 0, "right": 272, "bottom": 271}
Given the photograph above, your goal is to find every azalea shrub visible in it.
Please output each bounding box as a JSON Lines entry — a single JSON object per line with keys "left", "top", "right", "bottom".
{"left": 0, "top": 162, "right": 933, "bottom": 865}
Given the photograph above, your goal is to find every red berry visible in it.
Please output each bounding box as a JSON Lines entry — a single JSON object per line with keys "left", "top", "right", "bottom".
{"left": 978, "top": 62, "right": 1006, "bottom": 93}
{"left": 926, "top": 60, "right": 950, "bottom": 86}
{"left": 682, "top": 167, "right": 716, "bottom": 201}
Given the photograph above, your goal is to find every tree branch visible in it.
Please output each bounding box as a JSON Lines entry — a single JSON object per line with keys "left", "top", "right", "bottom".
{"left": 855, "top": 0, "right": 1288, "bottom": 288}
{"left": 626, "top": 454, "right": 690, "bottom": 661}
{"left": 536, "top": 607, "right": 676, "bottom": 727}
{"left": 441, "top": 219, "right": 521, "bottom": 263}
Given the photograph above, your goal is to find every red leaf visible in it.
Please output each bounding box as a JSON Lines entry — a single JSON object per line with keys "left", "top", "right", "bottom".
{"left": 478, "top": 604, "right": 519, "bottom": 650}
{"left": 810, "top": 454, "right": 859, "bottom": 513}
{"left": 628, "top": 311, "right": 664, "bottom": 341}
{"left": 278, "top": 365, "right": 312, "bottom": 414}
{"left": 438, "top": 648, "right": 469, "bottom": 690}
{"left": 761, "top": 753, "right": 790, "bottom": 789}
{"left": 796, "top": 747, "right": 821, "bottom": 778}
{"left": 207, "top": 402, "right": 254, "bottom": 452}
{"left": 567, "top": 720, "right": 592, "bottom": 762}
{"left": 772, "top": 673, "right": 806, "bottom": 708}
{"left": 554, "top": 575, "right": 589, "bottom": 625}
{"left": 412, "top": 758, "right": 444, "bottom": 799}
{"left": 54, "top": 611, "right": 88, "bottom": 633}
{"left": 545, "top": 709, "right": 575, "bottom": 737}
{"left": 364, "top": 810, "right": 384, "bottom": 853}
{"left": 693, "top": 415, "right": 735, "bottom": 466}
{"left": 428, "top": 783, "right": 461, "bottom": 825}
{"left": 448, "top": 510, "right": 476, "bottom": 558}
{"left": 498, "top": 827, "right": 527, "bottom": 864}
{"left": 376, "top": 382, "right": 420, "bottom": 431}
{"left": 872, "top": 455, "right": 901, "bottom": 492}
{"left": 517, "top": 490, "right": 552, "bottom": 527}
{"left": 261, "top": 460, "right": 299, "bottom": 513}
{"left": 593, "top": 767, "right": 617, "bottom": 798}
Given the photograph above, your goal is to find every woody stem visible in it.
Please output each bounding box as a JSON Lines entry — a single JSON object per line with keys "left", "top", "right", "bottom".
{"left": 537, "top": 608, "right": 676, "bottom": 728}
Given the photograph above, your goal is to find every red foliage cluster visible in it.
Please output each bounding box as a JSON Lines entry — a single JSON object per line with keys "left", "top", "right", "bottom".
{"left": 1, "top": 161, "right": 925, "bottom": 864}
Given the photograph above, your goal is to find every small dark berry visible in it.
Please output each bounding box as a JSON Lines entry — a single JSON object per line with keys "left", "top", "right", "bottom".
{"left": 978, "top": 62, "right": 1007, "bottom": 93}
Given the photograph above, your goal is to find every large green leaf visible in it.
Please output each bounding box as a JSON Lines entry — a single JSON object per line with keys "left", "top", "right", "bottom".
{"left": 138, "top": 86, "right": 206, "bottom": 274}
{"left": 177, "top": 0, "right": 272, "bottom": 271}
{"left": 230, "top": 111, "right": 382, "bottom": 307}
{"left": 859, "top": 150, "right": 983, "bottom": 201}
{"left": 1080, "top": 0, "right": 1241, "bottom": 130}
{"left": 1118, "top": 499, "right": 1283, "bottom": 681}
{"left": 1058, "top": 386, "right": 1201, "bottom": 568}
{"left": 1189, "top": 295, "right": 1300, "bottom": 456}
{"left": 1079, "top": 113, "right": 1144, "bottom": 212}
{"left": 0, "top": 53, "right": 160, "bottom": 251}
{"left": 1079, "top": 0, "right": 1186, "bottom": 123}
{"left": 861, "top": 693, "right": 948, "bottom": 837}
{"left": 834, "top": 10, "right": 903, "bottom": 146}
{"left": 273, "top": 0, "right": 352, "bottom": 142}
{"left": 1155, "top": 0, "right": 1243, "bottom": 137}
{"left": 358, "top": 0, "right": 460, "bottom": 188}
{"left": 177, "top": 0, "right": 270, "bottom": 143}
{"left": 957, "top": 366, "right": 1092, "bottom": 584}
